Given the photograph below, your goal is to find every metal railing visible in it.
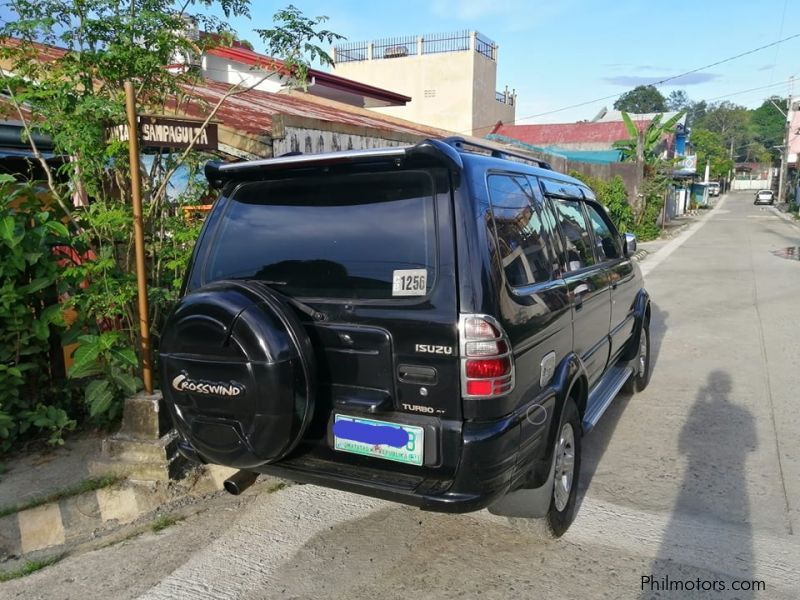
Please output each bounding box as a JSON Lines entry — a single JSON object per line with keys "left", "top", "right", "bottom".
{"left": 474, "top": 33, "right": 496, "bottom": 60}
{"left": 334, "top": 31, "right": 497, "bottom": 63}
{"left": 373, "top": 34, "right": 417, "bottom": 60}
{"left": 495, "top": 91, "right": 514, "bottom": 106}
{"left": 421, "top": 30, "right": 471, "bottom": 55}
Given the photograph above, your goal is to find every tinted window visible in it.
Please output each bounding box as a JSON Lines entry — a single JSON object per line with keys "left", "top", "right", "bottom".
{"left": 203, "top": 171, "right": 437, "bottom": 300}
{"left": 585, "top": 203, "right": 621, "bottom": 261}
{"left": 487, "top": 174, "right": 555, "bottom": 286}
{"left": 553, "top": 200, "right": 595, "bottom": 270}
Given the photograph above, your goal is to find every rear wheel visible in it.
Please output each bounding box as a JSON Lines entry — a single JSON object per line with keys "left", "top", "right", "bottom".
{"left": 623, "top": 318, "right": 651, "bottom": 394}
{"left": 545, "top": 398, "right": 582, "bottom": 537}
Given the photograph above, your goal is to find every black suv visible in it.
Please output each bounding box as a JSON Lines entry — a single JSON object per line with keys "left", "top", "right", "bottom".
{"left": 160, "top": 138, "right": 651, "bottom": 536}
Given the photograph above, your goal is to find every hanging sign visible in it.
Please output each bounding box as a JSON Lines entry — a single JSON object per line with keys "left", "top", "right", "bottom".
{"left": 108, "top": 116, "right": 218, "bottom": 151}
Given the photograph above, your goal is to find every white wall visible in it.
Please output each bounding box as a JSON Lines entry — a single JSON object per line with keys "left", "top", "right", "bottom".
{"left": 202, "top": 55, "right": 284, "bottom": 93}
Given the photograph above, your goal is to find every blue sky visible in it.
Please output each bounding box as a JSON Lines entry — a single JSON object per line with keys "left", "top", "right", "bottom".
{"left": 2, "top": 1, "right": 797, "bottom": 124}
{"left": 216, "top": 0, "right": 800, "bottom": 123}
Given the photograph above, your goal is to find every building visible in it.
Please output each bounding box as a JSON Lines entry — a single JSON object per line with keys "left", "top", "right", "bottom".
{"left": 187, "top": 39, "right": 411, "bottom": 110}
{"left": 788, "top": 99, "right": 800, "bottom": 203}
{"left": 331, "top": 31, "right": 516, "bottom": 136}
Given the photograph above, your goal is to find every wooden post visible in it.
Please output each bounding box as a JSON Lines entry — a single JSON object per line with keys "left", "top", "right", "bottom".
{"left": 124, "top": 81, "right": 153, "bottom": 394}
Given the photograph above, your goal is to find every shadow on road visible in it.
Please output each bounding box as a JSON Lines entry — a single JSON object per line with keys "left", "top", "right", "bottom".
{"left": 640, "top": 370, "right": 757, "bottom": 599}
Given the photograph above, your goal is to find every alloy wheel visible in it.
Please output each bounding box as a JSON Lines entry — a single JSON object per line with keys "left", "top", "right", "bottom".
{"left": 553, "top": 422, "right": 576, "bottom": 512}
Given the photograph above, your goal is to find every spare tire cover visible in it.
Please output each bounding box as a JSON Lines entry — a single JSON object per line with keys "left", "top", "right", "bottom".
{"left": 159, "top": 280, "right": 315, "bottom": 469}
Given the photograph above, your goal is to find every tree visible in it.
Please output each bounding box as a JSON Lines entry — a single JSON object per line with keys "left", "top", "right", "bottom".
{"left": 692, "top": 101, "right": 751, "bottom": 158}
{"left": 685, "top": 100, "right": 707, "bottom": 127}
{"left": 691, "top": 129, "right": 734, "bottom": 180}
{"left": 613, "top": 111, "right": 686, "bottom": 164}
{"left": 666, "top": 90, "right": 690, "bottom": 111}
{"left": 751, "top": 97, "right": 787, "bottom": 162}
{"left": 614, "top": 85, "right": 667, "bottom": 113}
{"left": 0, "top": 2, "right": 341, "bottom": 428}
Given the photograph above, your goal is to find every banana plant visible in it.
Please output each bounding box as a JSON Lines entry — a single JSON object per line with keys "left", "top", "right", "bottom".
{"left": 613, "top": 111, "right": 686, "bottom": 164}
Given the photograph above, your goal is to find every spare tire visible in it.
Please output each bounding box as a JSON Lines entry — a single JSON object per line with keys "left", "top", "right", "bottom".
{"left": 159, "top": 280, "right": 315, "bottom": 469}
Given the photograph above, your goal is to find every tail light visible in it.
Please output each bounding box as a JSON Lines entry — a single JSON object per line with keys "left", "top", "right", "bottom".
{"left": 459, "top": 315, "right": 515, "bottom": 398}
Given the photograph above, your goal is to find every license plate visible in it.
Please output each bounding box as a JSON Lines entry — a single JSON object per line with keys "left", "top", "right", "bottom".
{"left": 333, "top": 415, "right": 424, "bottom": 466}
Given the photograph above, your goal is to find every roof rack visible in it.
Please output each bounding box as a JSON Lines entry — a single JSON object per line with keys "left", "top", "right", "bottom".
{"left": 441, "top": 136, "right": 552, "bottom": 170}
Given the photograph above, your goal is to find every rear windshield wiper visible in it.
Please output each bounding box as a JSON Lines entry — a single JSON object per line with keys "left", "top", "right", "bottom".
{"left": 259, "top": 281, "right": 326, "bottom": 321}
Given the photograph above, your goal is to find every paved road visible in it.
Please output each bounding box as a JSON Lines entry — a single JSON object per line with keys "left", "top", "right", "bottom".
{"left": 5, "top": 192, "right": 800, "bottom": 599}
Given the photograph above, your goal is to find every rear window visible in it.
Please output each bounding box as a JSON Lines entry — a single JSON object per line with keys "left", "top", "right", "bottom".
{"left": 202, "top": 170, "right": 438, "bottom": 300}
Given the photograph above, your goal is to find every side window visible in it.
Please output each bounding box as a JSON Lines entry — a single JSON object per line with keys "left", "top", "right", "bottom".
{"left": 553, "top": 200, "right": 596, "bottom": 270}
{"left": 487, "top": 174, "right": 556, "bottom": 286}
{"left": 585, "top": 203, "right": 621, "bottom": 261}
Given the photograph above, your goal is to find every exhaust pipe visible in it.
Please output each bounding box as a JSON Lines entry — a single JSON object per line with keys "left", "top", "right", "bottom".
{"left": 223, "top": 470, "right": 259, "bottom": 495}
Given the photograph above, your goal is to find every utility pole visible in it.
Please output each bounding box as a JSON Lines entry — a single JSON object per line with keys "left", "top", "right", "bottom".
{"left": 777, "top": 77, "right": 794, "bottom": 205}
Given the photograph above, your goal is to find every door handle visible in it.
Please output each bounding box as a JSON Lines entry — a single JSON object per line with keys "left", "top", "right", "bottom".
{"left": 573, "top": 283, "right": 588, "bottom": 310}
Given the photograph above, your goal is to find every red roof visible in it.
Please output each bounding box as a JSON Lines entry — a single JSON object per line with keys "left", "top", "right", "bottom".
{"left": 492, "top": 120, "right": 652, "bottom": 146}
{"left": 206, "top": 46, "right": 411, "bottom": 106}
{"left": 175, "top": 80, "right": 442, "bottom": 138}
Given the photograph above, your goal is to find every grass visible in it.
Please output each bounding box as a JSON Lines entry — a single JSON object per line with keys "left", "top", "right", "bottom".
{"left": 267, "top": 481, "right": 287, "bottom": 494}
{"left": 0, "top": 474, "right": 123, "bottom": 519}
{"left": 151, "top": 514, "right": 183, "bottom": 532}
{"left": 0, "top": 555, "right": 63, "bottom": 582}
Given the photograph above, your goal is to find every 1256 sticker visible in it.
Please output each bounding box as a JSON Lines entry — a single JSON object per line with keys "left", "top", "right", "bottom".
{"left": 392, "top": 269, "right": 427, "bottom": 296}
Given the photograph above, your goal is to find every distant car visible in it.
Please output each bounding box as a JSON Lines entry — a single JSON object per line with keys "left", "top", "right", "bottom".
{"left": 707, "top": 182, "right": 720, "bottom": 197}
{"left": 754, "top": 190, "right": 774, "bottom": 205}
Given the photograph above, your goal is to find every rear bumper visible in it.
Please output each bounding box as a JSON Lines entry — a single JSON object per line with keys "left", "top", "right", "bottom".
{"left": 178, "top": 397, "right": 552, "bottom": 513}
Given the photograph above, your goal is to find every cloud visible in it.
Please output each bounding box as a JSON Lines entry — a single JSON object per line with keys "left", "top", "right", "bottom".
{"left": 757, "top": 64, "right": 775, "bottom": 71}
{"left": 603, "top": 72, "right": 720, "bottom": 86}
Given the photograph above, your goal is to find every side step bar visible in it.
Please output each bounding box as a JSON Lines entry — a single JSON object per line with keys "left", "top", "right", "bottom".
{"left": 582, "top": 365, "right": 634, "bottom": 432}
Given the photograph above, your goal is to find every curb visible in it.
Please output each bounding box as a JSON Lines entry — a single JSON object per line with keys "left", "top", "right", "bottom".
{"left": 0, "top": 464, "right": 260, "bottom": 568}
{"left": 770, "top": 205, "right": 800, "bottom": 230}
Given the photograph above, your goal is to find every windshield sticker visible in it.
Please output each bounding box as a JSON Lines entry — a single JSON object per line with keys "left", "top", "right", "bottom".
{"left": 392, "top": 269, "right": 427, "bottom": 296}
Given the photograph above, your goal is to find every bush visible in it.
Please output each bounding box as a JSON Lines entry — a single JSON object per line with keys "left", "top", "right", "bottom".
{"left": 0, "top": 176, "right": 76, "bottom": 452}
{"left": 569, "top": 172, "right": 634, "bottom": 233}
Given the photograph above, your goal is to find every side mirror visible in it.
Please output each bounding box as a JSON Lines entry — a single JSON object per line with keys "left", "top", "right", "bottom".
{"left": 623, "top": 232, "right": 637, "bottom": 257}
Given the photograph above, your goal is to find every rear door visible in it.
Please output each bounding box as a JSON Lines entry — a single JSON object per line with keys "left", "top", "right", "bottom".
{"left": 544, "top": 184, "right": 612, "bottom": 386}
{"left": 194, "top": 166, "right": 460, "bottom": 471}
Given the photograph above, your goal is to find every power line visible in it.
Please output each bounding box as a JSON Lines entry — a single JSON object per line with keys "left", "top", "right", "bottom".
{"left": 467, "top": 31, "right": 800, "bottom": 133}
{"left": 703, "top": 79, "right": 793, "bottom": 103}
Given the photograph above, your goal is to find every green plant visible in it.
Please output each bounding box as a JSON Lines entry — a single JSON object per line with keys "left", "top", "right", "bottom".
{"left": 613, "top": 111, "right": 686, "bottom": 165}
{"left": 0, "top": 555, "right": 64, "bottom": 582}
{"left": 151, "top": 513, "right": 183, "bottom": 532}
{"left": 0, "top": 175, "right": 74, "bottom": 453}
{"left": 67, "top": 332, "right": 141, "bottom": 423}
{"left": 569, "top": 171, "right": 634, "bottom": 234}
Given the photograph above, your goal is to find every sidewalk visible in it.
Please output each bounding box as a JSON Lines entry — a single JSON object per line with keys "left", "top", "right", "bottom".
{"left": 636, "top": 211, "right": 704, "bottom": 261}
{"left": 0, "top": 430, "right": 259, "bottom": 571}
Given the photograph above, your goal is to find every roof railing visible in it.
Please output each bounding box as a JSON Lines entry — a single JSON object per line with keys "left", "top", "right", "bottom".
{"left": 440, "top": 137, "right": 551, "bottom": 170}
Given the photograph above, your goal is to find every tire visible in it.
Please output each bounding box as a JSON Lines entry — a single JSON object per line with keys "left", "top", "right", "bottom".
{"left": 623, "top": 318, "right": 651, "bottom": 394}
{"left": 545, "top": 398, "right": 582, "bottom": 537}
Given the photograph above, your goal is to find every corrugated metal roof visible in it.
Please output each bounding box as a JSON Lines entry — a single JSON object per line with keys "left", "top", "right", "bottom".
{"left": 174, "top": 80, "right": 448, "bottom": 138}
{"left": 492, "top": 120, "right": 652, "bottom": 146}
